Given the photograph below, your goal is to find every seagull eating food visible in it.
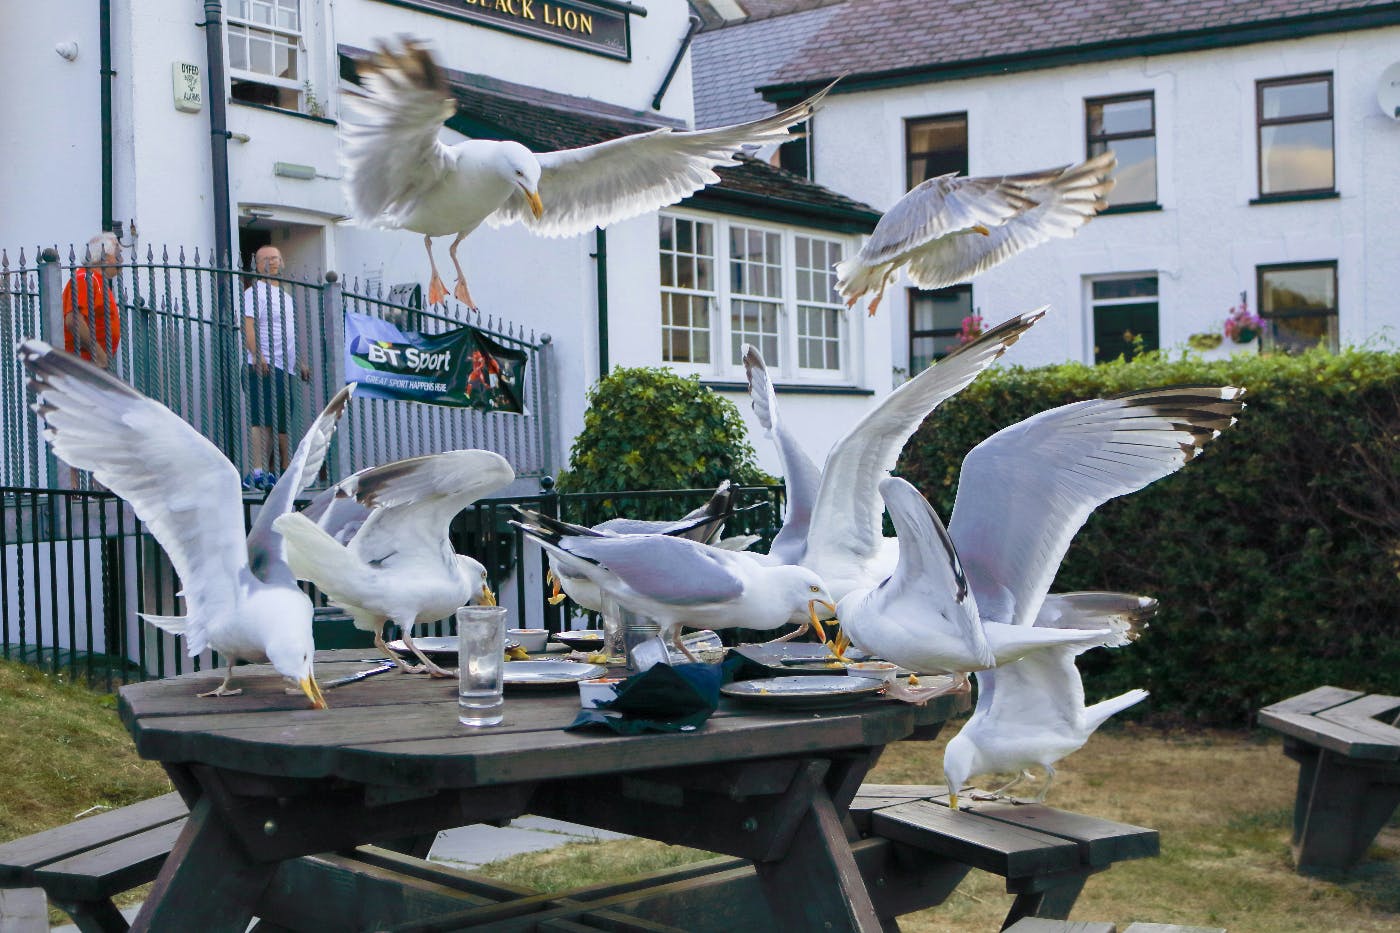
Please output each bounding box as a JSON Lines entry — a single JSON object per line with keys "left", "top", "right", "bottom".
{"left": 343, "top": 37, "right": 834, "bottom": 309}
{"left": 20, "top": 339, "right": 350, "bottom": 708}
{"left": 275, "top": 449, "right": 514, "bottom": 677}
{"left": 836, "top": 152, "right": 1116, "bottom": 315}
{"left": 511, "top": 519, "right": 837, "bottom": 661}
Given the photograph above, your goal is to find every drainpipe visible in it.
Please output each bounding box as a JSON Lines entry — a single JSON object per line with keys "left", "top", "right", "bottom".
{"left": 99, "top": 0, "right": 114, "bottom": 232}
{"left": 652, "top": 14, "right": 702, "bottom": 112}
{"left": 201, "top": 0, "right": 233, "bottom": 266}
{"left": 592, "top": 228, "right": 609, "bottom": 377}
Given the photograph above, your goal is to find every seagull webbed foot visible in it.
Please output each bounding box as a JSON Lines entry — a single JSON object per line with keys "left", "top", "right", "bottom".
{"left": 453, "top": 279, "right": 478, "bottom": 311}
{"left": 198, "top": 685, "right": 243, "bottom": 698}
{"left": 427, "top": 274, "right": 449, "bottom": 306}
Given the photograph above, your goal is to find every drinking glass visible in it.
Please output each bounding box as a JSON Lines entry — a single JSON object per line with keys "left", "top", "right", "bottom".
{"left": 457, "top": 605, "right": 507, "bottom": 726}
{"left": 600, "top": 595, "right": 628, "bottom": 664}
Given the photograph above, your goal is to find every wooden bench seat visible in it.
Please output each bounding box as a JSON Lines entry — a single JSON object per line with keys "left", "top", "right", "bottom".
{"left": 0, "top": 792, "right": 187, "bottom": 932}
{"left": 1258, "top": 685, "right": 1400, "bottom": 873}
{"left": 851, "top": 783, "right": 1158, "bottom": 931}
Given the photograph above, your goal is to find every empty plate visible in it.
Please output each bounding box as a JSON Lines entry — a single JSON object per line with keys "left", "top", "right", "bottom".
{"left": 503, "top": 660, "right": 608, "bottom": 688}
{"left": 386, "top": 636, "right": 519, "bottom": 660}
{"left": 721, "top": 675, "right": 885, "bottom": 709}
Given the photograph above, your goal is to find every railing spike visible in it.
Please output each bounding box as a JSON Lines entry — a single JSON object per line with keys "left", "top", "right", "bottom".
{"left": 146, "top": 243, "right": 156, "bottom": 262}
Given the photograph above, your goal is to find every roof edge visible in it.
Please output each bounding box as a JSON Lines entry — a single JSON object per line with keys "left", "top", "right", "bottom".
{"left": 684, "top": 183, "right": 880, "bottom": 234}
{"left": 759, "top": 4, "right": 1400, "bottom": 102}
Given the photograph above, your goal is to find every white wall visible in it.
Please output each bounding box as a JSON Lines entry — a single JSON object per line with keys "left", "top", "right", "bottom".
{"left": 810, "top": 27, "right": 1400, "bottom": 368}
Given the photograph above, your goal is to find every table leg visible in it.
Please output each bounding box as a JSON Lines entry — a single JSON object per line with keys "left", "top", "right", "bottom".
{"left": 752, "top": 784, "right": 885, "bottom": 933}
{"left": 129, "top": 796, "right": 278, "bottom": 933}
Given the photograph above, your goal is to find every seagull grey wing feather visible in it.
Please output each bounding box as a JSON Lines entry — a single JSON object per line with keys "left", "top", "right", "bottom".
{"left": 744, "top": 344, "right": 821, "bottom": 564}
{"left": 559, "top": 534, "right": 745, "bottom": 605}
{"left": 949, "top": 386, "right": 1244, "bottom": 627}
{"left": 857, "top": 171, "right": 1052, "bottom": 267}
{"left": 345, "top": 450, "right": 515, "bottom": 565}
{"left": 20, "top": 340, "right": 246, "bottom": 656}
{"left": 302, "top": 486, "right": 371, "bottom": 545}
{"left": 342, "top": 40, "right": 459, "bottom": 227}
{"left": 803, "top": 308, "right": 1046, "bottom": 571}
{"left": 486, "top": 83, "right": 833, "bottom": 239}
{"left": 248, "top": 385, "right": 354, "bottom": 584}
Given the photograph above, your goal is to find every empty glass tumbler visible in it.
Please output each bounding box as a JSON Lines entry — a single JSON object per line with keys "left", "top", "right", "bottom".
{"left": 457, "top": 605, "right": 507, "bottom": 726}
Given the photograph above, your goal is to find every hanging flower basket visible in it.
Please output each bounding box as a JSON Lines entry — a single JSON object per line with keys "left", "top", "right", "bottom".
{"left": 1223, "top": 299, "right": 1264, "bottom": 345}
{"left": 1232, "top": 327, "right": 1258, "bottom": 345}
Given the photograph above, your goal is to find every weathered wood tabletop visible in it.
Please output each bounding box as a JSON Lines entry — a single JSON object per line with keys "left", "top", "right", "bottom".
{"left": 119, "top": 648, "right": 968, "bottom": 932}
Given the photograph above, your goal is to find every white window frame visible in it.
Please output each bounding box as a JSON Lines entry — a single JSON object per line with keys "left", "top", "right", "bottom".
{"left": 226, "top": 0, "right": 305, "bottom": 103}
{"left": 659, "top": 210, "right": 858, "bottom": 385}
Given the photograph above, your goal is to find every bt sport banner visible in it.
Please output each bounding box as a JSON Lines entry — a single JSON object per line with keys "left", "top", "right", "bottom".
{"left": 343, "top": 311, "right": 528, "bottom": 413}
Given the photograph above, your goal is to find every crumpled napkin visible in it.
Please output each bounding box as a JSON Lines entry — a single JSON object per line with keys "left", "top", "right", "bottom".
{"left": 566, "top": 662, "right": 724, "bottom": 735}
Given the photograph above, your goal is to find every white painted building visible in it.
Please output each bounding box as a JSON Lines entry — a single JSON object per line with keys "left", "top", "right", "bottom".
{"left": 1, "top": 0, "right": 888, "bottom": 481}
{"left": 700, "top": 0, "right": 1400, "bottom": 375}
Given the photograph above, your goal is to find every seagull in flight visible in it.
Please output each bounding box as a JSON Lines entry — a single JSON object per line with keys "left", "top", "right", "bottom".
{"left": 837, "top": 152, "right": 1116, "bottom": 315}
{"left": 343, "top": 37, "right": 834, "bottom": 309}
{"left": 20, "top": 339, "right": 350, "bottom": 708}
{"left": 275, "top": 450, "right": 515, "bottom": 677}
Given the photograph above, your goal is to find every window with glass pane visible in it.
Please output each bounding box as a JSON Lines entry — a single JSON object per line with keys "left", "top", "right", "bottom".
{"left": 1257, "top": 74, "right": 1334, "bottom": 196}
{"left": 227, "top": 0, "right": 304, "bottom": 111}
{"left": 659, "top": 215, "right": 716, "bottom": 364}
{"left": 908, "top": 286, "right": 971, "bottom": 375}
{"left": 794, "top": 236, "right": 843, "bottom": 371}
{"left": 906, "top": 113, "right": 968, "bottom": 190}
{"left": 729, "top": 226, "right": 783, "bottom": 364}
{"left": 1089, "top": 275, "right": 1159, "bottom": 363}
{"left": 1258, "top": 262, "right": 1338, "bottom": 353}
{"left": 1086, "top": 93, "right": 1156, "bottom": 207}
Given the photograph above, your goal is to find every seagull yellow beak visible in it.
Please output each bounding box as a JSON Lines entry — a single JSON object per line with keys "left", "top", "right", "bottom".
{"left": 949, "top": 790, "right": 960, "bottom": 811}
{"left": 525, "top": 189, "right": 544, "bottom": 219}
{"left": 480, "top": 584, "right": 497, "bottom": 607}
{"left": 971, "top": 224, "right": 991, "bottom": 236}
{"left": 807, "top": 599, "right": 837, "bottom": 643}
{"left": 301, "top": 675, "right": 329, "bottom": 710}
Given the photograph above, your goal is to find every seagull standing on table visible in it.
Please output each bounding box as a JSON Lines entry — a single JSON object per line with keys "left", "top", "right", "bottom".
{"left": 836, "top": 152, "right": 1116, "bottom": 315}
{"left": 511, "top": 520, "right": 837, "bottom": 661}
{"left": 19, "top": 339, "right": 349, "bottom": 708}
{"left": 926, "top": 385, "right": 1247, "bottom": 807}
{"left": 343, "top": 37, "right": 834, "bottom": 309}
{"left": 275, "top": 450, "right": 514, "bottom": 677}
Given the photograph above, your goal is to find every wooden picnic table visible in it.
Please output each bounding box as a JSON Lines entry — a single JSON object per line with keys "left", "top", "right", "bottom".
{"left": 118, "top": 648, "right": 968, "bottom": 932}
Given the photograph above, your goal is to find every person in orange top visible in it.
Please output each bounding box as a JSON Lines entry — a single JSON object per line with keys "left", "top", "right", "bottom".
{"left": 62, "top": 232, "right": 123, "bottom": 370}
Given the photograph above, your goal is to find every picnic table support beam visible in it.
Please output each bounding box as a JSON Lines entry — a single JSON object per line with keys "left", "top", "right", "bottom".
{"left": 130, "top": 796, "right": 277, "bottom": 933}
{"left": 49, "top": 896, "right": 130, "bottom": 933}
{"left": 1001, "top": 870, "right": 1094, "bottom": 930}
{"left": 1283, "top": 739, "right": 1400, "bottom": 872}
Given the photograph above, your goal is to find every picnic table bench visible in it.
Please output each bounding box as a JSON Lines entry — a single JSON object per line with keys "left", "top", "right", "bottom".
{"left": 1258, "top": 685, "right": 1400, "bottom": 872}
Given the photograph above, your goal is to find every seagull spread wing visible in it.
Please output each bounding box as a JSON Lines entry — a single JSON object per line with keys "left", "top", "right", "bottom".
{"left": 486, "top": 84, "right": 833, "bottom": 239}
{"left": 342, "top": 40, "right": 458, "bottom": 227}
{"left": 554, "top": 534, "right": 745, "bottom": 606}
{"left": 20, "top": 340, "right": 246, "bottom": 655}
{"left": 802, "top": 308, "right": 1045, "bottom": 571}
{"left": 744, "top": 344, "right": 822, "bottom": 564}
{"left": 856, "top": 170, "right": 1056, "bottom": 268}
{"left": 949, "top": 386, "right": 1245, "bottom": 628}
{"left": 247, "top": 385, "right": 354, "bottom": 584}
{"left": 344, "top": 449, "right": 515, "bottom": 566}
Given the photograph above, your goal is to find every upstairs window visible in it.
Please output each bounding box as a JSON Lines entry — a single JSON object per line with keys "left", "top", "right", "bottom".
{"left": 794, "top": 236, "right": 845, "bottom": 373}
{"left": 1086, "top": 93, "right": 1157, "bottom": 207}
{"left": 906, "top": 113, "right": 968, "bottom": 190}
{"left": 1257, "top": 74, "right": 1334, "bottom": 197}
{"left": 227, "top": 0, "right": 305, "bottom": 111}
{"left": 1258, "top": 262, "right": 1338, "bottom": 353}
{"left": 659, "top": 215, "right": 715, "bottom": 365}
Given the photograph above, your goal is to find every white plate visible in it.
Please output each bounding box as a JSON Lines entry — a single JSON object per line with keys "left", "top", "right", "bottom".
{"left": 721, "top": 675, "right": 884, "bottom": 709}
{"left": 385, "top": 636, "right": 521, "bottom": 659}
{"left": 503, "top": 660, "right": 608, "bottom": 687}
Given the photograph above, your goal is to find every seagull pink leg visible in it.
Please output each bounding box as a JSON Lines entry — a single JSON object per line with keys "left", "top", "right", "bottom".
{"left": 198, "top": 662, "right": 242, "bottom": 698}
{"left": 400, "top": 627, "right": 456, "bottom": 678}
{"left": 447, "top": 233, "right": 477, "bottom": 310}
{"left": 425, "top": 234, "right": 448, "bottom": 306}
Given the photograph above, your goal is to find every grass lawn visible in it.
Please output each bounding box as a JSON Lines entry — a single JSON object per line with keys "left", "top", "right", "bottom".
{"left": 3, "top": 658, "right": 1396, "bottom": 931}
{"left": 477, "top": 723, "right": 1400, "bottom": 932}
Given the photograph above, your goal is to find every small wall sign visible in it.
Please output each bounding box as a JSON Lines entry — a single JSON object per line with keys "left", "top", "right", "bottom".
{"left": 381, "top": 0, "right": 632, "bottom": 61}
{"left": 173, "top": 61, "right": 203, "bottom": 113}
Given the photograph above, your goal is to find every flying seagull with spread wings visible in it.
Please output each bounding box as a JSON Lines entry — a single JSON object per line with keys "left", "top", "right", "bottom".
{"left": 343, "top": 37, "right": 834, "bottom": 309}
{"left": 21, "top": 339, "right": 351, "bottom": 707}
{"left": 837, "top": 152, "right": 1117, "bottom": 315}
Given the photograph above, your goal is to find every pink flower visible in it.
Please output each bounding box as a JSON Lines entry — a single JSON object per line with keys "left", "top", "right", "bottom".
{"left": 956, "top": 314, "right": 984, "bottom": 345}
{"left": 1223, "top": 300, "right": 1263, "bottom": 342}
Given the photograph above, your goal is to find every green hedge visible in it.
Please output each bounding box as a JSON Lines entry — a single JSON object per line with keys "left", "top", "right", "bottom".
{"left": 896, "top": 348, "right": 1400, "bottom": 725}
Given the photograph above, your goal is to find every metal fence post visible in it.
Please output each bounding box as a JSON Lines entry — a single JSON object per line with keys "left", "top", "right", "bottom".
{"left": 37, "top": 248, "right": 64, "bottom": 488}
{"left": 323, "top": 270, "right": 349, "bottom": 480}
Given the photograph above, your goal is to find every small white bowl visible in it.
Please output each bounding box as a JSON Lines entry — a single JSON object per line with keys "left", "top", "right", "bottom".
{"left": 508, "top": 628, "right": 550, "bottom": 653}
{"left": 579, "top": 677, "right": 625, "bottom": 709}
{"left": 846, "top": 661, "right": 898, "bottom": 684}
